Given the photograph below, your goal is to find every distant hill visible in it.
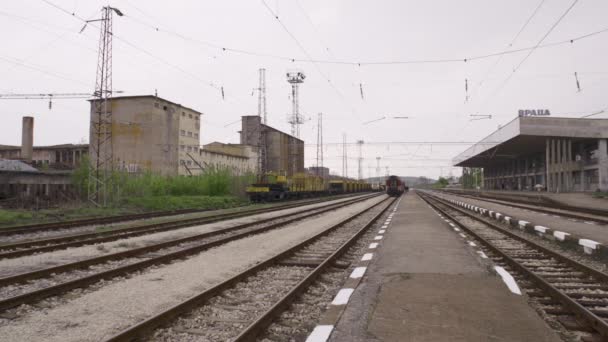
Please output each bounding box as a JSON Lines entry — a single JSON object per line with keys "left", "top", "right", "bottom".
{"left": 364, "top": 176, "right": 437, "bottom": 187}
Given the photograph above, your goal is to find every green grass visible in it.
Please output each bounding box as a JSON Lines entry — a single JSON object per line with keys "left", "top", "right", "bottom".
{"left": 0, "top": 195, "right": 247, "bottom": 229}
{"left": 0, "top": 163, "right": 257, "bottom": 228}
{"left": 124, "top": 195, "right": 246, "bottom": 211}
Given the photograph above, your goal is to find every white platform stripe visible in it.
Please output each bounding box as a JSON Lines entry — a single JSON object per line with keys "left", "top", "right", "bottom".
{"left": 494, "top": 266, "right": 522, "bottom": 295}
{"left": 369, "top": 242, "right": 379, "bottom": 249}
{"left": 361, "top": 253, "right": 373, "bottom": 261}
{"left": 306, "top": 325, "right": 334, "bottom": 342}
{"left": 331, "top": 288, "right": 354, "bottom": 305}
{"left": 350, "top": 266, "right": 367, "bottom": 279}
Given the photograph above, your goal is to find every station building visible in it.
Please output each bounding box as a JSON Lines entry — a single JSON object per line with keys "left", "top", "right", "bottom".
{"left": 453, "top": 116, "right": 608, "bottom": 192}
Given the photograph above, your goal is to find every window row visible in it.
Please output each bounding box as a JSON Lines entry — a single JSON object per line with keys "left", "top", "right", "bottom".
{"left": 180, "top": 145, "right": 199, "bottom": 152}
{"left": 180, "top": 160, "right": 193, "bottom": 166}
{"left": 180, "top": 130, "right": 199, "bottom": 139}
{"left": 181, "top": 111, "right": 200, "bottom": 120}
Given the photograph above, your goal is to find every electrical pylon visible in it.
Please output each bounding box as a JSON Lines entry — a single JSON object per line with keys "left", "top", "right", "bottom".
{"left": 87, "top": 6, "right": 123, "bottom": 206}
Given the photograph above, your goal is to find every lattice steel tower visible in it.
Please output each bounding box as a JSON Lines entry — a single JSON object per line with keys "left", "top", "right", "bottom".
{"left": 87, "top": 6, "right": 123, "bottom": 206}
{"left": 357, "top": 140, "right": 364, "bottom": 180}
{"left": 286, "top": 71, "right": 305, "bottom": 138}
{"left": 316, "top": 113, "right": 323, "bottom": 175}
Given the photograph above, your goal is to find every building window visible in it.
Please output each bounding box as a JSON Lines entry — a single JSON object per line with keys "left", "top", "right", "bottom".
{"left": 180, "top": 159, "right": 185, "bottom": 165}
{"left": 163, "top": 105, "right": 168, "bottom": 110}
{"left": 187, "top": 146, "right": 192, "bottom": 152}
{"left": 194, "top": 133, "right": 199, "bottom": 139}
{"left": 188, "top": 114, "right": 193, "bottom": 119}
{"left": 180, "top": 130, "right": 185, "bottom": 136}
{"left": 182, "top": 112, "right": 185, "bottom": 117}
{"left": 195, "top": 115, "right": 199, "bottom": 120}
{"left": 187, "top": 160, "right": 192, "bottom": 166}
{"left": 154, "top": 102, "right": 159, "bottom": 108}
{"left": 187, "top": 131, "right": 192, "bottom": 137}
{"left": 180, "top": 145, "right": 185, "bottom": 151}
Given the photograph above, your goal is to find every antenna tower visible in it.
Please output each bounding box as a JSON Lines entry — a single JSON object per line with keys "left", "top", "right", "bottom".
{"left": 357, "top": 140, "right": 364, "bottom": 180}
{"left": 286, "top": 71, "right": 305, "bottom": 138}
{"left": 87, "top": 6, "right": 123, "bottom": 206}
{"left": 316, "top": 113, "right": 323, "bottom": 175}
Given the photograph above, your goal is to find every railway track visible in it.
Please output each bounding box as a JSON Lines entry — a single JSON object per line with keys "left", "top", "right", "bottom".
{"left": 441, "top": 190, "right": 608, "bottom": 225}
{"left": 0, "top": 193, "right": 362, "bottom": 238}
{"left": 104, "top": 194, "right": 396, "bottom": 342}
{"left": 0, "top": 194, "right": 384, "bottom": 313}
{"left": 419, "top": 191, "right": 608, "bottom": 340}
{"left": 0, "top": 194, "right": 378, "bottom": 259}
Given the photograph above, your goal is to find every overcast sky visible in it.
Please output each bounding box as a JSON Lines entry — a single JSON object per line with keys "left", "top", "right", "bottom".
{"left": 1, "top": 0, "right": 607, "bottom": 179}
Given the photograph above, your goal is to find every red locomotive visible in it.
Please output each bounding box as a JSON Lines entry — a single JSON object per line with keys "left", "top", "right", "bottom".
{"left": 386, "top": 175, "right": 407, "bottom": 196}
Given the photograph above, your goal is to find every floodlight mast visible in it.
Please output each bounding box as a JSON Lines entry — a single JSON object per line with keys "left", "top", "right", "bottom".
{"left": 286, "top": 71, "right": 305, "bottom": 138}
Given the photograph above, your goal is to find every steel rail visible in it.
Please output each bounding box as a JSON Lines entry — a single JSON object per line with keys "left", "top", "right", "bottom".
{"left": 439, "top": 190, "right": 608, "bottom": 225}
{"left": 0, "top": 193, "right": 379, "bottom": 259}
{"left": 0, "top": 193, "right": 383, "bottom": 302}
{"left": 233, "top": 197, "right": 395, "bottom": 341}
{"left": 105, "top": 197, "right": 395, "bottom": 342}
{"left": 0, "top": 192, "right": 364, "bottom": 237}
{"left": 418, "top": 191, "right": 608, "bottom": 338}
{"left": 442, "top": 189, "right": 608, "bottom": 221}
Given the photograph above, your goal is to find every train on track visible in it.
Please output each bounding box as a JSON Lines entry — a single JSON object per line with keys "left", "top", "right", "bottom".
{"left": 386, "top": 175, "right": 408, "bottom": 196}
{"left": 246, "top": 172, "right": 372, "bottom": 202}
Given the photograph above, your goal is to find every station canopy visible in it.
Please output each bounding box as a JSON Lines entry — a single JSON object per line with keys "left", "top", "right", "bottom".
{"left": 453, "top": 116, "right": 608, "bottom": 168}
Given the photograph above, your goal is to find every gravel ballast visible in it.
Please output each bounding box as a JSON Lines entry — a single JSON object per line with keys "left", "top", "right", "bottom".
{"left": 0, "top": 195, "right": 386, "bottom": 342}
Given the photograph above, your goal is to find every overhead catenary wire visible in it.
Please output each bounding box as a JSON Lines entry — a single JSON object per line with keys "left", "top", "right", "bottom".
{"left": 106, "top": 8, "right": 608, "bottom": 67}
{"left": 481, "top": 0, "right": 580, "bottom": 104}
{"left": 472, "top": 0, "right": 546, "bottom": 99}
{"left": 40, "top": 0, "right": 246, "bottom": 105}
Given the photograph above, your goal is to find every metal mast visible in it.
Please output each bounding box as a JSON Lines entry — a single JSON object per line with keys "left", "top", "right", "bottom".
{"left": 357, "top": 140, "right": 364, "bottom": 180}
{"left": 376, "top": 156, "right": 381, "bottom": 179}
{"left": 87, "top": 6, "right": 123, "bottom": 206}
{"left": 286, "top": 71, "right": 305, "bottom": 138}
{"left": 257, "top": 68, "right": 267, "bottom": 124}
{"left": 316, "top": 113, "right": 323, "bottom": 175}
{"left": 342, "top": 133, "right": 347, "bottom": 178}
{"left": 257, "top": 68, "right": 267, "bottom": 179}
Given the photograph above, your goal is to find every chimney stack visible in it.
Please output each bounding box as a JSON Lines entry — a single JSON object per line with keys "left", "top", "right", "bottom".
{"left": 21, "top": 116, "right": 34, "bottom": 162}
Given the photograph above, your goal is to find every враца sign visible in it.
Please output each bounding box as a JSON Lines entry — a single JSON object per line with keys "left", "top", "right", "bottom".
{"left": 518, "top": 109, "right": 551, "bottom": 117}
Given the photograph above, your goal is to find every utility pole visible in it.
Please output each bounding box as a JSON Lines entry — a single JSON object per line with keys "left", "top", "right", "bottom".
{"left": 85, "top": 6, "right": 123, "bottom": 206}
{"left": 342, "top": 133, "right": 347, "bottom": 178}
{"left": 357, "top": 140, "right": 364, "bottom": 180}
{"left": 385, "top": 166, "right": 390, "bottom": 177}
{"left": 376, "top": 156, "right": 381, "bottom": 179}
{"left": 257, "top": 68, "right": 267, "bottom": 179}
{"left": 316, "top": 113, "right": 323, "bottom": 176}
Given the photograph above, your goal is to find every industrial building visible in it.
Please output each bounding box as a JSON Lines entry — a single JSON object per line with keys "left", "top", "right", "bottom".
{"left": 453, "top": 116, "right": 608, "bottom": 192}
{"left": 240, "top": 115, "right": 304, "bottom": 176}
{"left": 89, "top": 95, "right": 203, "bottom": 176}
{"left": 198, "top": 142, "right": 258, "bottom": 175}
{"left": 0, "top": 117, "right": 87, "bottom": 169}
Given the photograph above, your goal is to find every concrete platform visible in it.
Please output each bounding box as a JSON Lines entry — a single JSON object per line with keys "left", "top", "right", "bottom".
{"left": 329, "top": 192, "right": 561, "bottom": 342}
{"left": 453, "top": 188, "right": 608, "bottom": 212}
{"left": 440, "top": 191, "right": 608, "bottom": 246}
